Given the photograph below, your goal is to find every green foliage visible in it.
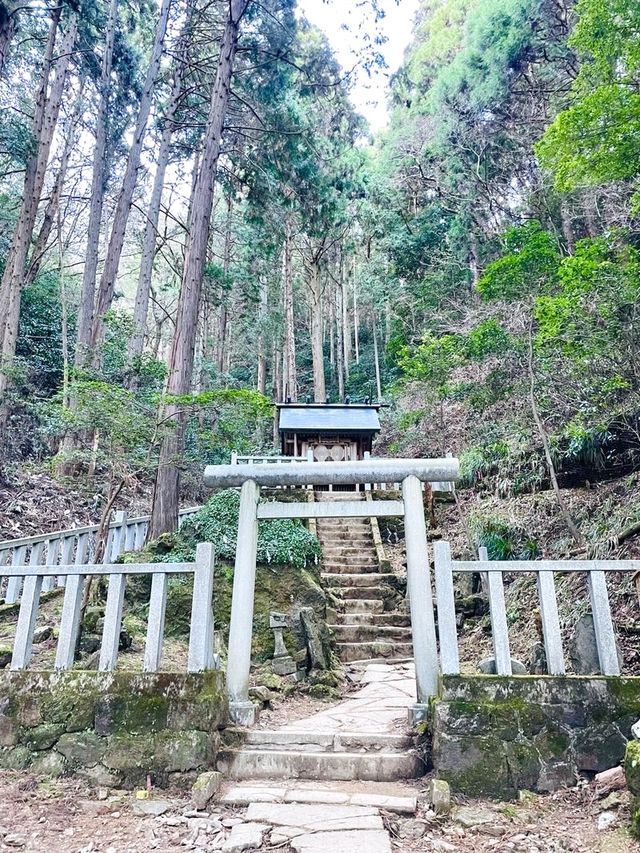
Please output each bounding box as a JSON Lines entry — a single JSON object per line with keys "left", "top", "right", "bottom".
{"left": 179, "top": 489, "right": 321, "bottom": 569}
{"left": 537, "top": 0, "right": 640, "bottom": 190}
{"left": 16, "top": 272, "right": 76, "bottom": 396}
{"left": 477, "top": 222, "right": 561, "bottom": 301}
{"left": 469, "top": 513, "right": 539, "bottom": 560}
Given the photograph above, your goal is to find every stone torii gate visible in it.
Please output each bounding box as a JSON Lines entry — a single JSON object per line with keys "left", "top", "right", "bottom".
{"left": 204, "top": 457, "right": 460, "bottom": 725}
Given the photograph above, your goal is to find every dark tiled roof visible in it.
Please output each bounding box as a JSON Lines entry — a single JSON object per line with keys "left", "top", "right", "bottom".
{"left": 278, "top": 405, "right": 381, "bottom": 433}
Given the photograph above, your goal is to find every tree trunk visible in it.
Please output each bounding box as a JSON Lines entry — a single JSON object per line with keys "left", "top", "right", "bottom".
{"left": 25, "top": 100, "right": 81, "bottom": 287}
{"left": 559, "top": 201, "right": 575, "bottom": 254}
{"left": 128, "top": 15, "right": 188, "bottom": 364}
{"left": 256, "top": 276, "right": 268, "bottom": 394}
{"left": 342, "top": 264, "right": 350, "bottom": 379}
{"left": 91, "top": 0, "right": 173, "bottom": 360}
{"left": 372, "top": 312, "right": 382, "bottom": 401}
{"left": 0, "top": 1, "right": 18, "bottom": 74}
{"left": 335, "top": 268, "right": 345, "bottom": 401}
{"left": 74, "top": 0, "right": 118, "bottom": 369}
{"left": 352, "top": 259, "right": 359, "bottom": 364}
{"left": 148, "top": 0, "right": 248, "bottom": 540}
{"left": 527, "top": 322, "right": 584, "bottom": 547}
{"left": 282, "top": 216, "right": 297, "bottom": 401}
{"left": 215, "top": 196, "right": 233, "bottom": 375}
{"left": 309, "top": 258, "right": 325, "bottom": 402}
{"left": 0, "top": 8, "right": 77, "bottom": 406}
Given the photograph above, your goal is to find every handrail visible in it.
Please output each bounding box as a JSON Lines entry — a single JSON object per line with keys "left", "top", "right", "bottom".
{"left": 0, "top": 505, "right": 201, "bottom": 552}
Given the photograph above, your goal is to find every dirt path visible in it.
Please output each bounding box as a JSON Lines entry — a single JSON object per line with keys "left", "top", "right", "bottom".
{"left": 0, "top": 769, "right": 636, "bottom": 852}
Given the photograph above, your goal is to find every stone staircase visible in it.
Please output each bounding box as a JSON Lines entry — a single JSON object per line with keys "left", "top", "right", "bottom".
{"left": 316, "top": 491, "right": 413, "bottom": 662}
{"left": 217, "top": 728, "right": 422, "bottom": 782}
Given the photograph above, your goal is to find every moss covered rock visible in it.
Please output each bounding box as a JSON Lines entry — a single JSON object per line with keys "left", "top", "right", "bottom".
{"left": 625, "top": 741, "right": 640, "bottom": 797}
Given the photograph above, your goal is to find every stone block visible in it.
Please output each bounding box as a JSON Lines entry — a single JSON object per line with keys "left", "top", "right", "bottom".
{"left": 24, "top": 723, "right": 64, "bottom": 751}
{"left": 31, "top": 750, "right": 66, "bottom": 777}
{"left": 626, "top": 741, "right": 640, "bottom": 797}
{"left": 192, "top": 770, "right": 223, "bottom": 810}
{"left": 222, "top": 822, "right": 268, "bottom": 852}
{"left": 56, "top": 731, "right": 106, "bottom": 767}
{"left": 155, "top": 730, "right": 215, "bottom": 773}
{"left": 428, "top": 779, "right": 451, "bottom": 814}
{"left": 0, "top": 713, "right": 17, "bottom": 747}
{"left": 0, "top": 745, "right": 31, "bottom": 769}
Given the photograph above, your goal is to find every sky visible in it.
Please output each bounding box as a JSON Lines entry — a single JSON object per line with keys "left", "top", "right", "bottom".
{"left": 297, "top": 0, "right": 420, "bottom": 132}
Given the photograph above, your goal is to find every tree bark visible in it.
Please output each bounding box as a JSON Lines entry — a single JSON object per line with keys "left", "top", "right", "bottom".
{"left": 309, "top": 257, "right": 325, "bottom": 402}
{"left": 148, "top": 0, "right": 248, "bottom": 539}
{"left": 282, "top": 215, "right": 297, "bottom": 401}
{"left": 74, "top": 0, "right": 118, "bottom": 369}
{"left": 0, "top": 8, "right": 77, "bottom": 406}
{"left": 215, "top": 196, "right": 233, "bottom": 375}
{"left": 527, "top": 322, "right": 584, "bottom": 547}
{"left": 91, "top": 0, "right": 173, "bottom": 360}
{"left": 25, "top": 100, "right": 81, "bottom": 287}
{"left": 372, "top": 312, "right": 382, "bottom": 401}
{"left": 128, "top": 13, "right": 188, "bottom": 364}
{"left": 342, "top": 263, "right": 350, "bottom": 379}
{"left": 352, "top": 259, "right": 359, "bottom": 364}
{"left": 0, "top": 1, "right": 18, "bottom": 74}
{"left": 256, "top": 276, "right": 268, "bottom": 394}
{"left": 559, "top": 200, "right": 575, "bottom": 254}
{"left": 335, "top": 263, "right": 345, "bottom": 400}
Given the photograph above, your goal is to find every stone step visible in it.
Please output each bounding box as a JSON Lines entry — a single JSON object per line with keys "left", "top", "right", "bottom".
{"left": 316, "top": 520, "right": 371, "bottom": 529}
{"left": 330, "top": 586, "right": 389, "bottom": 600}
{"left": 220, "top": 783, "right": 417, "bottom": 815}
{"left": 341, "top": 599, "right": 384, "bottom": 614}
{"left": 336, "top": 612, "right": 411, "bottom": 627}
{"left": 319, "top": 536, "right": 375, "bottom": 546}
{"left": 321, "top": 547, "right": 378, "bottom": 558}
{"left": 330, "top": 624, "right": 412, "bottom": 643}
{"left": 322, "top": 573, "right": 396, "bottom": 587}
{"left": 336, "top": 641, "right": 413, "bottom": 662}
{"left": 322, "top": 567, "right": 380, "bottom": 577}
{"left": 313, "top": 490, "right": 366, "bottom": 501}
{"left": 323, "top": 557, "right": 379, "bottom": 568}
{"left": 224, "top": 729, "right": 414, "bottom": 753}
{"left": 216, "top": 748, "right": 423, "bottom": 782}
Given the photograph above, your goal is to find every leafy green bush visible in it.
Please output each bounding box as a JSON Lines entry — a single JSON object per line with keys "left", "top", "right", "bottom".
{"left": 469, "top": 514, "right": 539, "bottom": 560}
{"left": 180, "top": 489, "right": 321, "bottom": 568}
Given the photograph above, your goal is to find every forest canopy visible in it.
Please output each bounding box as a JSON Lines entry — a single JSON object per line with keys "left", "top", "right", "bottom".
{"left": 0, "top": 0, "right": 639, "bottom": 549}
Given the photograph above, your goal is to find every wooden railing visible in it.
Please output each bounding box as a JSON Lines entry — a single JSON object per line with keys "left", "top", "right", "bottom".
{"left": 434, "top": 542, "right": 626, "bottom": 677}
{"left": 3, "top": 541, "right": 215, "bottom": 674}
{"left": 0, "top": 507, "right": 200, "bottom": 604}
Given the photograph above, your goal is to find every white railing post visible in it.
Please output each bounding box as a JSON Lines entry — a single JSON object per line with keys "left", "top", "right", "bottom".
{"left": 364, "top": 450, "right": 371, "bottom": 492}
{"left": 231, "top": 450, "right": 238, "bottom": 465}
{"left": 402, "top": 475, "right": 439, "bottom": 719}
{"left": 5, "top": 545, "right": 27, "bottom": 604}
{"left": 226, "top": 480, "right": 260, "bottom": 725}
{"left": 187, "top": 542, "right": 216, "bottom": 672}
{"left": 41, "top": 538, "right": 59, "bottom": 593}
{"left": 55, "top": 533, "right": 89, "bottom": 670}
{"left": 434, "top": 540, "right": 459, "bottom": 675}
{"left": 481, "top": 546, "right": 512, "bottom": 675}
{"left": 145, "top": 571, "right": 169, "bottom": 673}
{"left": 588, "top": 569, "right": 620, "bottom": 676}
{"left": 537, "top": 567, "right": 565, "bottom": 675}
{"left": 11, "top": 542, "right": 45, "bottom": 670}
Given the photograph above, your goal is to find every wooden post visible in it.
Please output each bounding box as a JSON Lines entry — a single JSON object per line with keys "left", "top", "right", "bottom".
{"left": 226, "top": 480, "right": 260, "bottom": 725}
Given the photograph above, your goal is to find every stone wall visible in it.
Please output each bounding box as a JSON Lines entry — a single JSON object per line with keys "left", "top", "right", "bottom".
{"left": 432, "top": 675, "right": 640, "bottom": 799}
{"left": 0, "top": 670, "right": 226, "bottom": 787}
